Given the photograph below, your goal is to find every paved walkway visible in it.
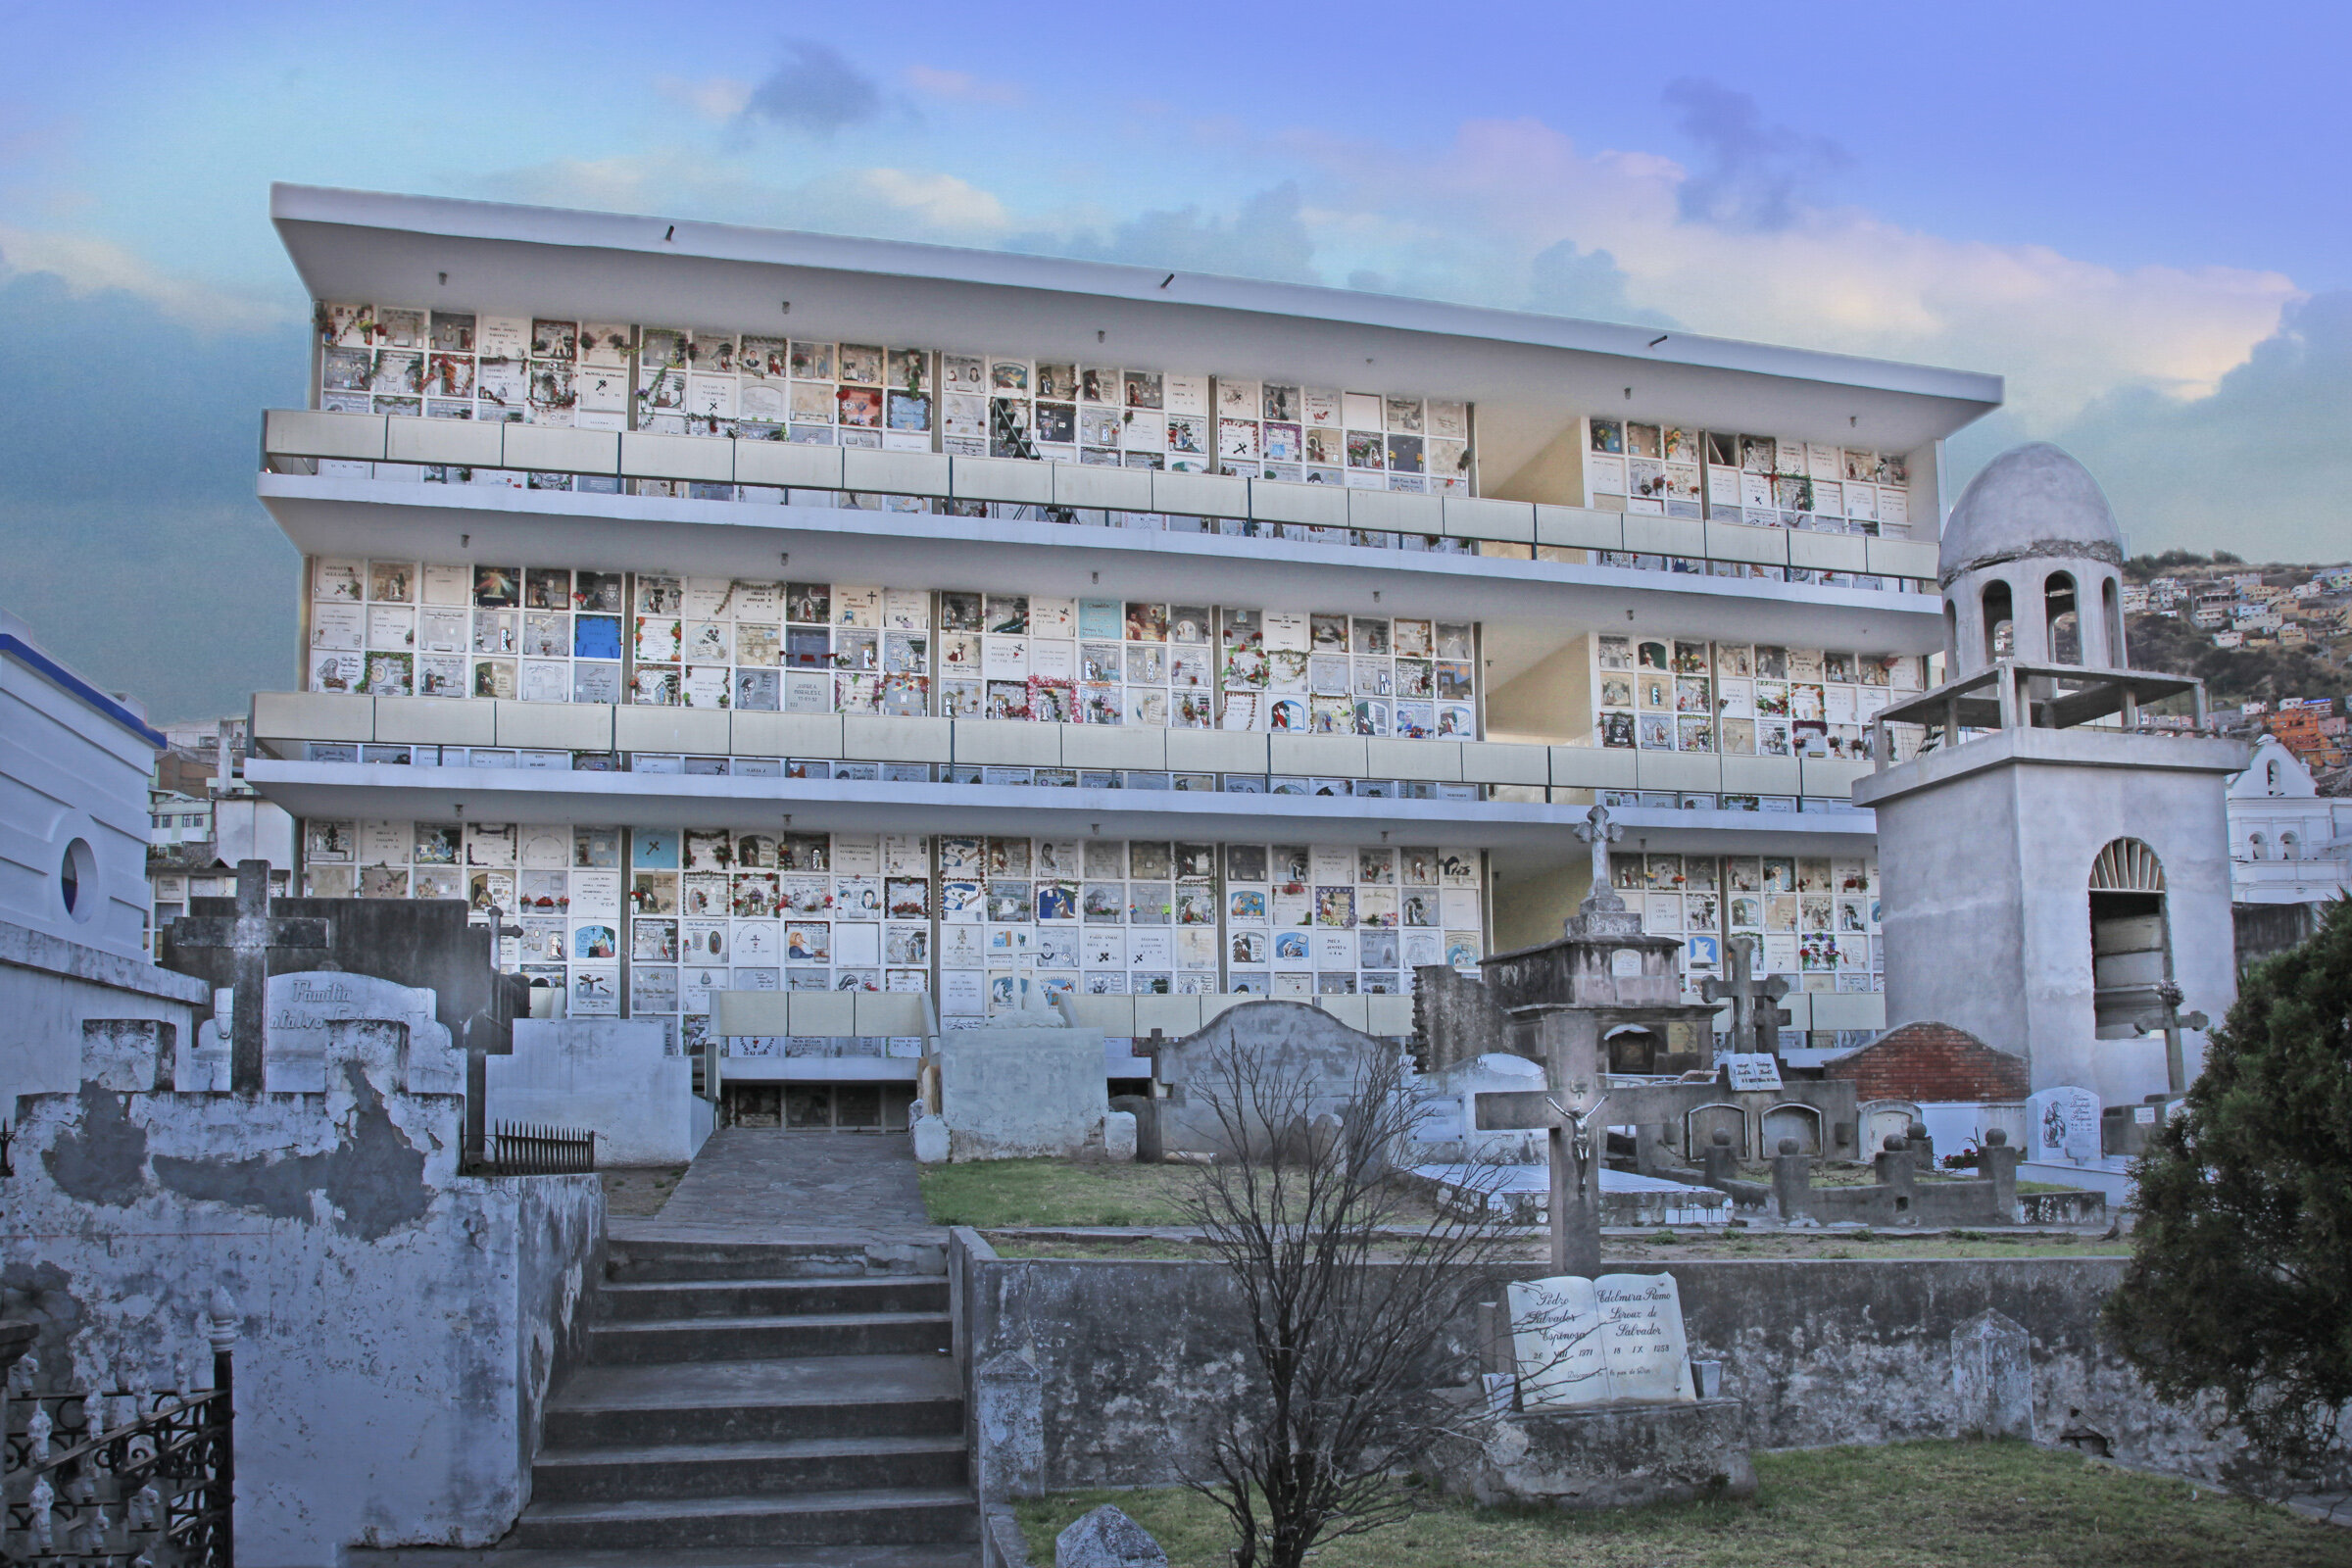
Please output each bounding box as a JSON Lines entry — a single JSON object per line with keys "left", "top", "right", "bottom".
{"left": 610, "top": 1129, "right": 945, "bottom": 1249}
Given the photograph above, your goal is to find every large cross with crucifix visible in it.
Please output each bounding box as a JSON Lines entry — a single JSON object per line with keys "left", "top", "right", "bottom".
{"left": 1700, "top": 935, "right": 1790, "bottom": 1058}
{"left": 169, "top": 859, "right": 330, "bottom": 1094}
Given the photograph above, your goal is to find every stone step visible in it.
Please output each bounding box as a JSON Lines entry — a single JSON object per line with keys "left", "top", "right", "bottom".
{"left": 600, "top": 1277, "right": 950, "bottom": 1322}
{"left": 542, "top": 1357, "right": 962, "bottom": 1450}
{"left": 513, "top": 1488, "right": 980, "bottom": 1551}
{"left": 348, "top": 1542, "right": 981, "bottom": 1567}
{"left": 606, "top": 1236, "right": 946, "bottom": 1284}
{"left": 586, "top": 1312, "right": 952, "bottom": 1364}
{"left": 533, "top": 1435, "right": 967, "bottom": 1503}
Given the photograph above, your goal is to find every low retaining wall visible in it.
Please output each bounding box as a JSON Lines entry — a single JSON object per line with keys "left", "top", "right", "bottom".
{"left": 951, "top": 1235, "right": 2317, "bottom": 1500}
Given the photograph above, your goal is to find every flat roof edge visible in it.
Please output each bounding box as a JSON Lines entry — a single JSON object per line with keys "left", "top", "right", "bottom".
{"left": 270, "top": 183, "right": 2004, "bottom": 410}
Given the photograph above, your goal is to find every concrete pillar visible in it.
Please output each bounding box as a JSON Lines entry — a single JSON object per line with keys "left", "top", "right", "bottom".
{"left": 1771, "top": 1139, "right": 1812, "bottom": 1222}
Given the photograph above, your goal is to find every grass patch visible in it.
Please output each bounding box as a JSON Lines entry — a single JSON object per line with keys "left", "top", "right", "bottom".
{"left": 600, "top": 1163, "right": 687, "bottom": 1217}
{"left": 921, "top": 1158, "right": 1204, "bottom": 1228}
{"left": 1015, "top": 1441, "right": 2352, "bottom": 1566}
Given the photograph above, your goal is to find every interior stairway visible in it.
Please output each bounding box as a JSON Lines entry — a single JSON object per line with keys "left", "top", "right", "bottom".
{"left": 493, "top": 1237, "right": 979, "bottom": 1567}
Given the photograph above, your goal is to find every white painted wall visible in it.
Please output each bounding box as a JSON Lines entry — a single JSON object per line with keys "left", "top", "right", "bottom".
{"left": 1, "top": 610, "right": 160, "bottom": 960}
{"left": 489, "top": 1019, "right": 700, "bottom": 1165}
{"left": 1864, "top": 728, "right": 2245, "bottom": 1108}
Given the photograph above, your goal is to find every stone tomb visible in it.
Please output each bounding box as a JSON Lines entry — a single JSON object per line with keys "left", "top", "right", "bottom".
{"left": 926, "top": 998, "right": 1115, "bottom": 1161}
{"left": 185, "top": 970, "right": 461, "bottom": 1096}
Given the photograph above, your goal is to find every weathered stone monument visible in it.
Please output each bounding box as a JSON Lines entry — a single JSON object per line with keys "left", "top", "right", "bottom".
{"left": 1474, "top": 807, "right": 1722, "bottom": 1274}
{"left": 919, "top": 967, "right": 1119, "bottom": 1161}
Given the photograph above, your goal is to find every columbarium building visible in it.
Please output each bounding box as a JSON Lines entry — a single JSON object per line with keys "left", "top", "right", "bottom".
{"left": 241, "top": 183, "right": 1998, "bottom": 1127}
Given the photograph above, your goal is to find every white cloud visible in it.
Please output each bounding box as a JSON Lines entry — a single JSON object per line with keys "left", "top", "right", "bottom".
{"left": 853, "top": 168, "right": 1009, "bottom": 231}
{"left": 0, "top": 225, "right": 291, "bottom": 331}
{"left": 1277, "top": 117, "right": 2301, "bottom": 429}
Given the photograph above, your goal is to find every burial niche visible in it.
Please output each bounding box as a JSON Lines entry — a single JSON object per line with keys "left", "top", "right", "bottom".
{"left": 1606, "top": 1024, "right": 1665, "bottom": 1074}
{"left": 2089, "top": 837, "right": 2167, "bottom": 1039}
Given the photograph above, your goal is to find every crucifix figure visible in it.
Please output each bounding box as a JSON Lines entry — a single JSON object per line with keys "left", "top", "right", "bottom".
{"left": 1473, "top": 1013, "right": 1608, "bottom": 1277}
{"left": 1701, "top": 935, "right": 1791, "bottom": 1059}
{"left": 169, "top": 859, "right": 330, "bottom": 1094}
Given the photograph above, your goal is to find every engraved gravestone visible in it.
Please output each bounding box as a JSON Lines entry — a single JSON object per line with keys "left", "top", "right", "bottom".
{"left": 2025, "top": 1085, "right": 2102, "bottom": 1162}
{"left": 1506, "top": 1272, "right": 1695, "bottom": 1408}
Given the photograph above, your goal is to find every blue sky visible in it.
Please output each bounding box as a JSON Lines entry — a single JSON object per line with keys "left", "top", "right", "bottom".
{"left": 4, "top": 1, "right": 2347, "bottom": 719}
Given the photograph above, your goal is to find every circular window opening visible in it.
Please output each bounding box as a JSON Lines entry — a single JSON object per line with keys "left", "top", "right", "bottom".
{"left": 60, "top": 838, "right": 97, "bottom": 923}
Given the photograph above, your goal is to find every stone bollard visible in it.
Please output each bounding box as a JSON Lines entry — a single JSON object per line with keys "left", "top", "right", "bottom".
{"left": 1874, "top": 1134, "right": 1917, "bottom": 1219}
{"left": 1770, "top": 1137, "right": 1812, "bottom": 1223}
{"left": 1701, "top": 1127, "right": 1739, "bottom": 1189}
{"left": 911, "top": 1110, "right": 951, "bottom": 1164}
{"left": 1979, "top": 1126, "right": 2020, "bottom": 1218}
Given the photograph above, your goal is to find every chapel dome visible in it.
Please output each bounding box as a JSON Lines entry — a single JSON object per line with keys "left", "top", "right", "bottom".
{"left": 1937, "top": 443, "right": 2124, "bottom": 584}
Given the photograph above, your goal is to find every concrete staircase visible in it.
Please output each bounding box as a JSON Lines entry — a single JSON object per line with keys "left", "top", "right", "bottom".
{"left": 509, "top": 1237, "right": 979, "bottom": 1566}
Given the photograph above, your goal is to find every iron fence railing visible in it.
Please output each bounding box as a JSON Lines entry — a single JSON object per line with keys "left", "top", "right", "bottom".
{"left": 3, "top": 1292, "right": 236, "bottom": 1567}
{"left": 479, "top": 1121, "right": 597, "bottom": 1176}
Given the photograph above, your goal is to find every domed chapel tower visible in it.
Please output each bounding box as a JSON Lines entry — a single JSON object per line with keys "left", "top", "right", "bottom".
{"left": 1853, "top": 445, "right": 2249, "bottom": 1108}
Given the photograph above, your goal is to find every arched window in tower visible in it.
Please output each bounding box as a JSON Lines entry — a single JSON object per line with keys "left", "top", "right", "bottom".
{"left": 2248, "top": 832, "right": 2268, "bottom": 860}
{"left": 2282, "top": 832, "right": 2301, "bottom": 861}
{"left": 2101, "top": 577, "right": 2125, "bottom": 666}
{"left": 2267, "top": 760, "right": 2282, "bottom": 793}
{"left": 1984, "top": 579, "right": 2014, "bottom": 661}
{"left": 1943, "top": 599, "right": 1958, "bottom": 667}
{"left": 2089, "top": 838, "right": 2167, "bottom": 1039}
{"left": 2045, "top": 570, "right": 2081, "bottom": 664}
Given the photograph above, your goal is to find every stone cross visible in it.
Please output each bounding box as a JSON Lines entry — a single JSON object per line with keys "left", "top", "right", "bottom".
{"left": 1572, "top": 805, "right": 1624, "bottom": 904}
{"left": 2137, "top": 980, "right": 2208, "bottom": 1096}
{"left": 169, "top": 859, "right": 330, "bottom": 1094}
{"left": 1700, "top": 935, "right": 1790, "bottom": 1058}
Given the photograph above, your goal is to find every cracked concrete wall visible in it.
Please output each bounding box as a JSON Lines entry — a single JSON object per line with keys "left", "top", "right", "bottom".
{"left": 956, "top": 1254, "right": 2340, "bottom": 1496}
{"left": 2, "top": 1042, "right": 603, "bottom": 1566}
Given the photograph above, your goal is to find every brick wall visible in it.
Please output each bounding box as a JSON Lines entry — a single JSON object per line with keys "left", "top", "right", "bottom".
{"left": 1825, "top": 1021, "right": 2028, "bottom": 1102}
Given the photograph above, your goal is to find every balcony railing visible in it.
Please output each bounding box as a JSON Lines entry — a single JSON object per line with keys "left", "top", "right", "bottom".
{"left": 252, "top": 692, "right": 1885, "bottom": 815}
{"left": 261, "top": 411, "right": 1943, "bottom": 593}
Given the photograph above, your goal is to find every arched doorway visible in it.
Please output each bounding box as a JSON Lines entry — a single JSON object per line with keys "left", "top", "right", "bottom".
{"left": 2089, "top": 838, "right": 2167, "bottom": 1038}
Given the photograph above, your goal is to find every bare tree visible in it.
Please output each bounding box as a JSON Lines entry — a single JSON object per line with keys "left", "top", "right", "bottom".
{"left": 1176, "top": 1033, "right": 1524, "bottom": 1568}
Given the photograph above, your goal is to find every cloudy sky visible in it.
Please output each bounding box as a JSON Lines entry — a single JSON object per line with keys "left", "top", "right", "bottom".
{"left": 4, "top": 1, "right": 2346, "bottom": 720}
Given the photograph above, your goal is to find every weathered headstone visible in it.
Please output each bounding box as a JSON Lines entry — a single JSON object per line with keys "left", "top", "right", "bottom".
{"left": 167, "top": 859, "right": 331, "bottom": 1092}
{"left": 1054, "top": 1503, "right": 1167, "bottom": 1568}
{"left": 2025, "top": 1085, "right": 2102, "bottom": 1162}
{"left": 188, "top": 970, "right": 458, "bottom": 1095}
{"left": 1950, "top": 1308, "right": 2034, "bottom": 1440}
{"left": 1507, "top": 1272, "right": 1695, "bottom": 1407}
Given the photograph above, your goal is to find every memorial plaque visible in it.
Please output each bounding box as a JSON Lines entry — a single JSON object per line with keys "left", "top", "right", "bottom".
{"left": 1722, "top": 1054, "right": 1784, "bottom": 1092}
{"left": 1507, "top": 1272, "right": 1695, "bottom": 1407}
